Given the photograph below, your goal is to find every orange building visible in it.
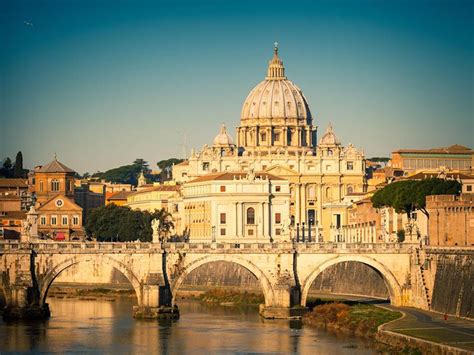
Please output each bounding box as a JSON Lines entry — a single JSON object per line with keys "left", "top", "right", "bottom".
{"left": 33, "top": 157, "right": 76, "bottom": 204}
{"left": 33, "top": 156, "right": 84, "bottom": 240}
{"left": 426, "top": 194, "right": 474, "bottom": 247}
{"left": 106, "top": 191, "right": 133, "bottom": 206}
{"left": 0, "top": 210, "right": 26, "bottom": 239}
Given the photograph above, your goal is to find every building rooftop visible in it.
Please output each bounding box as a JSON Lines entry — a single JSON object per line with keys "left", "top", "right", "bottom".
{"left": 37, "top": 157, "right": 75, "bottom": 173}
{"left": 393, "top": 144, "right": 473, "bottom": 155}
{"left": 0, "top": 178, "right": 28, "bottom": 188}
{"left": 405, "top": 171, "right": 474, "bottom": 181}
{"left": 188, "top": 171, "right": 285, "bottom": 183}
{"left": 0, "top": 211, "right": 27, "bottom": 220}
{"left": 130, "top": 185, "right": 181, "bottom": 195}
{"left": 107, "top": 191, "right": 134, "bottom": 200}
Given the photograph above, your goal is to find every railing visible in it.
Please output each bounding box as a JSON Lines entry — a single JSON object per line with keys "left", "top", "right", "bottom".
{"left": 0, "top": 240, "right": 417, "bottom": 253}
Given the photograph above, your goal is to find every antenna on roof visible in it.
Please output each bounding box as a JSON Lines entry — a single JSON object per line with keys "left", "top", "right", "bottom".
{"left": 177, "top": 130, "right": 188, "bottom": 159}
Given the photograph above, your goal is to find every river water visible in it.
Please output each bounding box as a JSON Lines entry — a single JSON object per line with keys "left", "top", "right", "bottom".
{"left": 0, "top": 298, "right": 379, "bottom": 354}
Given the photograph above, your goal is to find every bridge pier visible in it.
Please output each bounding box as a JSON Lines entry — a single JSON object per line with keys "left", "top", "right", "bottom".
{"left": 1, "top": 252, "right": 50, "bottom": 321}
{"left": 133, "top": 285, "right": 179, "bottom": 320}
{"left": 259, "top": 283, "right": 308, "bottom": 319}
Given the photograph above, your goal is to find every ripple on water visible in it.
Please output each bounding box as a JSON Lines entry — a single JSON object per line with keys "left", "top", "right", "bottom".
{"left": 0, "top": 298, "right": 378, "bottom": 354}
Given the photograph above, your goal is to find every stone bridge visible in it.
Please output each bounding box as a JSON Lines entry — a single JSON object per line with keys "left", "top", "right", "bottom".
{"left": 0, "top": 241, "right": 426, "bottom": 320}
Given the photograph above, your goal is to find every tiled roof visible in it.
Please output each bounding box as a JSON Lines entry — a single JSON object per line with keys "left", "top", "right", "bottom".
{"left": 0, "top": 194, "right": 21, "bottom": 200}
{"left": 130, "top": 185, "right": 181, "bottom": 195}
{"left": 188, "top": 172, "right": 285, "bottom": 183}
{"left": 0, "top": 211, "right": 27, "bottom": 220}
{"left": 107, "top": 191, "right": 133, "bottom": 200}
{"left": 37, "top": 159, "right": 75, "bottom": 173}
{"left": 0, "top": 178, "right": 28, "bottom": 188}
{"left": 405, "top": 171, "right": 474, "bottom": 180}
{"left": 393, "top": 145, "right": 473, "bottom": 155}
{"left": 175, "top": 160, "right": 190, "bottom": 166}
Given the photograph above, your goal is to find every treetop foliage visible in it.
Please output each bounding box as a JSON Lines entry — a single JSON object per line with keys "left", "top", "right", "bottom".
{"left": 371, "top": 178, "right": 461, "bottom": 216}
{"left": 85, "top": 204, "right": 172, "bottom": 242}
{"left": 0, "top": 152, "right": 28, "bottom": 178}
{"left": 92, "top": 158, "right": 150, "bottom": 185}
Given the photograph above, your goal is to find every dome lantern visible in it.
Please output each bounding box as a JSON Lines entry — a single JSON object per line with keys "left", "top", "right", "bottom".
{"left": 266, "top": 42, "right": 286, "bottom": 80}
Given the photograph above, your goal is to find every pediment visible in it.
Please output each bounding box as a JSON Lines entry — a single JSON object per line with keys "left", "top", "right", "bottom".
{"left": 264, "top": 164, "right": 299, "bottom": 177}
{"left": 38, "top": 194, "right": 83, "bottom": 212}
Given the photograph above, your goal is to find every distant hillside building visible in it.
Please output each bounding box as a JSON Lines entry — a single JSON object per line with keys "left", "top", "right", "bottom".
{"left": 391, "top": 145, "right": 473, "bottom": 173}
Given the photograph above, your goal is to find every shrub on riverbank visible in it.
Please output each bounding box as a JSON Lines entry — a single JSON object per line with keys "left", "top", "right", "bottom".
{"left": 199, "top": 288, "right": 264, "bottom": 305}
{"left": 303, "top": 302, "right": 401, "bottom": 338}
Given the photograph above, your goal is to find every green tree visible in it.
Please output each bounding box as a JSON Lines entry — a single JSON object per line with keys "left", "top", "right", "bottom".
{"left": 85, "top": 204, "right": 172, "bottom": 242}
{"left": 372, "top": 178, "right": 461, "bottom": 218}
{"left": 157, "top": 158, "right": 184, "bottom": 181}
{"left": 92, "top": 158, "right": 150, "bottom": 185}
{"left": 0, "top": 157, "right": 13, "bottom": 178}
{"left": 13, "top": 151, "right": 25, "bottom": 178}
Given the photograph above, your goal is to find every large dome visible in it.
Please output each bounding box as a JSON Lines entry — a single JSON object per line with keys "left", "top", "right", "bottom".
{"left": 236, "top": 44, "right": 316, "bottom": 153}
{"left": 240, "top": 46, "right": 312, "bottom": 121}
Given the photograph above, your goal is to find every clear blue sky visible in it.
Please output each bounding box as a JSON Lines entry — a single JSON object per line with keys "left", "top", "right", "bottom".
{"left": 1, "top": 0, "right": 473, "bottom": 174}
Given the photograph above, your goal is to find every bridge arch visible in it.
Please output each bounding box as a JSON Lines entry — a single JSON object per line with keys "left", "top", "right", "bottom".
{"left": 300, "top": 255, "right": 403, "bottom": 307}
{"left": 39, "top": 255, "right": 143, "bottom": 305}
{"left": 170, "top": 255, "right": 275, "bottom": 306}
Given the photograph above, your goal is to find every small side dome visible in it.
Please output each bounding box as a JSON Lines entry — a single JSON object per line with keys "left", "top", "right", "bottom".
{"left": 319, "top": 122, "right": 340, "bottom": 146}
{"left": 213, "top": 124, "right": 234, "bottom": 146}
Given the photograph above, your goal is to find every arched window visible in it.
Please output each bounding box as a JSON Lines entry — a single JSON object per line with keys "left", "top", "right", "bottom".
{"left": 246, "top": 207, "right": 255, "bottom": 225}
{"left": 347, "top": 185, "right": 354, "bottom": 194}
{"left": 51, "top": 179, "right": 60, "bottom": 192}
{"left": 325, "top": 187, "right": 331, "bottom": 199}
{"left": 328, "top": 149, "right": 333, "bottom": 156}
{"left": 307, "top": 185, "right": 316, "bottom": 200}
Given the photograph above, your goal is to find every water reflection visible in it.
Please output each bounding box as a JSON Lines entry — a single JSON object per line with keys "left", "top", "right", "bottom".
{"left": 1, "top": 298, "right": 376, "bottom": 354}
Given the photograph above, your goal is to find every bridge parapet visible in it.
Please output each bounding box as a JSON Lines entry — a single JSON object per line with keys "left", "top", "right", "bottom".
{"left": 0, "top": 241, "right": 416, "bottom": 254}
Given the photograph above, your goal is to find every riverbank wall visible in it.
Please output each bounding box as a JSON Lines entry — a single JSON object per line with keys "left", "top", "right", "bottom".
{"left": 376, "top": 329, "right": 471, "bottom": 355}
{"left": 421, "top": 247, "right": 473, "bottom": 318}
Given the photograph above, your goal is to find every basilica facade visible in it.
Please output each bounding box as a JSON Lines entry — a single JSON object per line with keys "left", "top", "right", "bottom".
{"left": 173, "top": 45, "right": 366, "bottom": 239}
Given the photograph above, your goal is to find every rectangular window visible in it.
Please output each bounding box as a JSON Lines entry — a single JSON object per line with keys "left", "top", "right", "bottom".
{"left": 220, "top": 228, "right": 226, "bottom": 236}
{"left": 62, "top": 216, "right": 68, "bottom": 225}
{"left": 275, "top": 213, "right": 281, "bottom": 224}
{"left": 40, "top": 216, "right": 46, "bottom": 225}
{"left": 274, "top": 133, "right": 280, "bottom": 142}
{"left": 248, "top": 229, "right": 254, "bottom": 236}
{"left": 202, "top": 162, "right": 210, "bottom": 171}
{"left": 275, "top": 186, "right": 281, "bottom": 192}
{"left": 181, "top": 172, "right": 187, "bottom": 177}
{"left": 220, "top": 213, "right": 226, "bottom": 224}
{"left": 467, "top": 185, "right": 472, "bottom": 192}
{"left": 220, "top": 185, "right": 226, "bottom": 192}
{"left": 347, "top": 162, "right": 354, "bottom": 170}
{"left": 275, "top": 228, "right": 281, "bottom": 236}
{"left": 39, "top": 181, "right": 43, "bottom": 192}
{"left": 261, "top": 133, "right": 266, "bottom": 142}
{"left": 326, "top": 165, "right": 331, "bottom": 171}
{"left": 51, "top": 216, "right": 57, "bottom": 225}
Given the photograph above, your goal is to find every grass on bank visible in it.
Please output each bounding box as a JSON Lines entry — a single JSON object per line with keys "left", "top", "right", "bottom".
{"left": 303, "top": 300, "right": 401, "bottom": 337}
{"left": 199, "top": 288, "right": 264, "bottom": 305}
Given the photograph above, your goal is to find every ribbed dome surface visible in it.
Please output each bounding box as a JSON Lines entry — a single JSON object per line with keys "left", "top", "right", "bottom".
{"left": 240, "top": 79, "right": 311, "bottom": 120}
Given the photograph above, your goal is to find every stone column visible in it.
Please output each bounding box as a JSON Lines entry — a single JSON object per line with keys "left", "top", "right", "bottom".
{"left": 259, "top": 202, "right": 265, "bottom": 240}
{"left": 294, "top": 183, "right": 301, "bottom": 224}
{"left": 301, "top": 183, "right": 307, "bottom": 224}
{"left": 235, "top": 202, "right": 240, "bottom": 237}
